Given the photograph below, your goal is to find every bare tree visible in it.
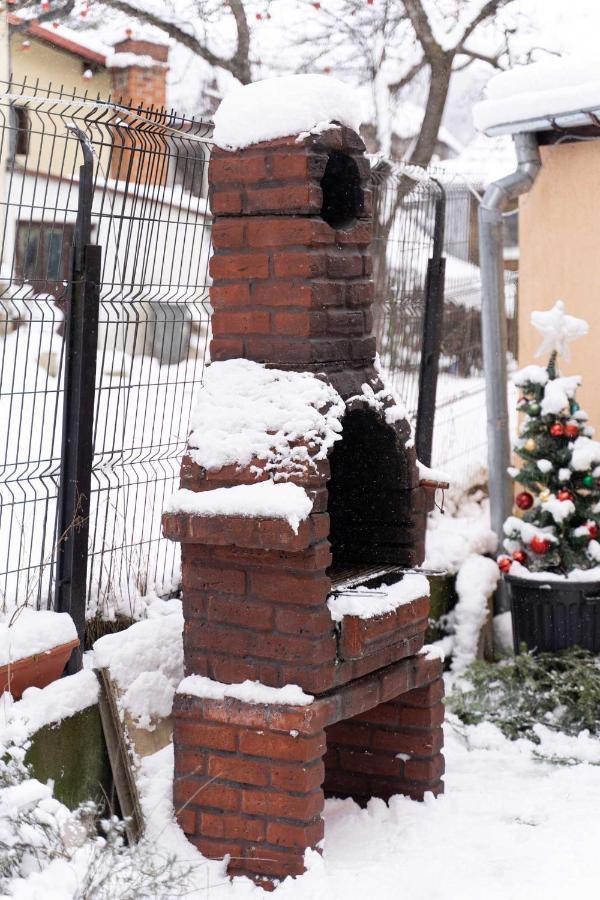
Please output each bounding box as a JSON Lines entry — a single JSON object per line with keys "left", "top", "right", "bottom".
{"left": 8, "top": 0, "right": 252, "bottom": 84}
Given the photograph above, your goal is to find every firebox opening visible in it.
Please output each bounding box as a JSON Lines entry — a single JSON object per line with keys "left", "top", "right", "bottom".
{"left": 327, "top": 409, "right": 408, "bottom": 575}
{"left": 320, "top": 152, "right": 363, "bottom": 228}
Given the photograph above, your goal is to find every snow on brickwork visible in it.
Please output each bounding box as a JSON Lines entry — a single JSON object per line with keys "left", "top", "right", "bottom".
{"left": 164, "top": 481, "right": 313, "bottom": 533}
{"left": 177, "top": 674, "right": 314, "bottom": 706}
{"left": 212, "top": 74, "right": 362, "bottom": 150}
{"left": 474, "top": 56, "right": 600, "bottom": 133}
{"left": 0, "top": 609, "right": 76, "bottom": 667}
{"left": 187, "top": 358, "right": 345, "bottom": 474}
{"left": 327, "top": 573, "right": 430, "bottom": 622}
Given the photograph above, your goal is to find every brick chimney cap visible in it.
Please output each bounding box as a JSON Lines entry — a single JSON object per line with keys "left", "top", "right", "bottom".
{"left": 213, "top": 74, "right": 362, "bottom": 151}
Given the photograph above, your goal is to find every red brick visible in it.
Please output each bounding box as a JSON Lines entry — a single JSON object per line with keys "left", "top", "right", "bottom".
{"left": 371, "top": 727, "right": 443, "bottom": 756}
{"left": 212, "top": 310, "right": 271, "bottom": 335}
{"left": 270, "top": 152, "right": 310, "bottom": 179}
{"left": 173, "top": 748, "right": 207, "bottom": 775}
{"left": 345, "top": 281, "right": 374, "bottom": 307}
{"left": 207, "top": 754, "right": 270, "bottom": 787}
{"left": 247, "top": 218, "right": 333, "bottom": 248}
{"left": 266, "top": 818, "right": 324, "bottom": 850}
{"left": 396, "top": 703, "right": 445, "bottom": 729}
{"left": 245, "top": 185, "right": 321, "bottom": 214}
{"left": 273, "top": 251, "right": 326, "bottom": 278}
{"left": 270, "top": 759, "right": 324, "bottom": 792}
{"left": 404, "top": 753, "right": 445, "bottom": 783}
{"left": 211, "top": 190, "right": 243, "bottom": 215}
{"left": 272, "top": 310, "right": 311, "bottom": 336}
{"left": 241, "top": 788, "right": 323, "bottom": 820}
{"left": 200, "top": 811, "right": 265, "bottom": 842}
{"left": 210, "top": 283, "right": 251, "bottom": 308}
{"left": 211, "top": 219, "right": 246, "bottom": 249}
{"left": 176, "top": 806, "right": 196, "bottom": 834}
{"left": 191, "top": 837, "right": 243, "bottom": 861}
{"left": 326, "top": 253, "right": 364, "bottom": 278}
{"left": 210, "top": 155, "right": 266, "bottom": 184}
{"left": 210, "top": 252, "right": 270, "bottom": 281}
{"left": 400, "top": 679, "right": 445, "bottom": 708}
{"left": 239, "top": 730, "right": 325, "bottom": 762}
{"left": 245, "top": 337, "right": 312, "bottom": 365}
{"left": 327, "top": 309, "right": 365, "bottom": 335}
{"left": 335, "top": 222, "right": 372, "bottom": 244}
{"left": 209, "top": 656, "right": 282, "bottom": 688}
{"left": 242, "top": 845, "right": 306, "bottom": 878}
{"left": 183, "top": 564, "right": 245, "bottom": 595}
{"left": 209, "top": 337, "right": 244, "bottom": 361}
{"left": 250, "top": 571, "right": 330, "bottom": 606}
{"left": 206, "top": 595, "right": 274, "bottom": 631}
{"left": 176, "top": 721, "right": 238, "bottom": 752}
{"left": 252, "top": 281, "right": 312, "bottom": 308}
{"left": 326, "top": 721, "right": 373, "bottom": 749}
{"left": 274, "top": 606, "right": 332, "bottom": 635}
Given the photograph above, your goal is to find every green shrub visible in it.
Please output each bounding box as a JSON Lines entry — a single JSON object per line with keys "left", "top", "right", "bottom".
{"left": 449, "top": 647, "right": 600, "bottom": 742}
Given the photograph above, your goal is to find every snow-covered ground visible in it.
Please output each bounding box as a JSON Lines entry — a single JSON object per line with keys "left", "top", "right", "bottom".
{"left": 2, "top": 669, "right": 599, "bottom": 900}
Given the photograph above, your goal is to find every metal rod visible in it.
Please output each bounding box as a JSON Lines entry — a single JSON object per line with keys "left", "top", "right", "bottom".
{"left": 416, "top": 179, "right": 446, "bottom": 466}
{"left": 478, "top": 132, "right": 541, "bottom": 611}
{"left": 55, "top": 128, "right": 99, "bottom": 672}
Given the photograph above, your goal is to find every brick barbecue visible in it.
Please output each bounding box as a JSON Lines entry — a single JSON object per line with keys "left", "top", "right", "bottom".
{"left": 163, "top": 120, "right": 447, "bottom": 888}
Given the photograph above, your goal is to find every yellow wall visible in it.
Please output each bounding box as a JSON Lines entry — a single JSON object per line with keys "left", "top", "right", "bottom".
{"left": 9, "top": 34, "right": 112, "bottom": 100}
{"left": 518, "top": 141, "right": 600, "bottom": 428}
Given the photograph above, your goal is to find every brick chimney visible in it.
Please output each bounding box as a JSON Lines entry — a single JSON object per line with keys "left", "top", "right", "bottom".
{"left": 163, "top": 118, "right": 446, "bottom": 888}
{"left": 108, "top": 35, "right": 169, "bottom": 183}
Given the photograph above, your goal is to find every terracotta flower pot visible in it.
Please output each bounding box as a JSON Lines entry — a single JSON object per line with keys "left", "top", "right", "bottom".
{"left": 0, "top": 638, "right": 80, "bottom": 700}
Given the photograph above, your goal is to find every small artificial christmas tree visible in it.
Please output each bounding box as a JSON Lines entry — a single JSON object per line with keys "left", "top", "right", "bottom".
{"left": 499, "top": 301, "right": 600, "bottom": 577}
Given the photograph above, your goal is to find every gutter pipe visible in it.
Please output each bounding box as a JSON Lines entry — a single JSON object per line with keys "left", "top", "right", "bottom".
{"left": 478, "top": 132, "right": 542, "bottom": 611}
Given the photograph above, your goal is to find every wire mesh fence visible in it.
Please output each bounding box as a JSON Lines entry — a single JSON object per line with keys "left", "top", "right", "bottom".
{"left": 0, "top": 79, "right": 212, "bottom": 623}
{"left": 372, "top": 160, "right": 518, "bottom": 486}
{"left": 0, "top": 79, "right": 516, "bottom": 623}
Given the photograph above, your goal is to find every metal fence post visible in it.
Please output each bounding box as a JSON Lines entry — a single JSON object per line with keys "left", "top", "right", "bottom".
{"left": 55, "top": 128, "right": 100, "bottom": 673}
{"left": 415, "top": 181, "right": 446, "bottom": 466}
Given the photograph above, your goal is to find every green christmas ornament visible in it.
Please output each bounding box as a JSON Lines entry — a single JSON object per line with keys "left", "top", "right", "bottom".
{"left": 528, "top": 402, "right": 541, "bottom": 416}
{"left": 583, "top": 474, "right": 595, "bottom": 488}
{"left": 571, "top": 402, "right": 580, "bottom": 413}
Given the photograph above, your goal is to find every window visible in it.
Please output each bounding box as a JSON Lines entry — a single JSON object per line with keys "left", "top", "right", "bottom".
{"left": 15, "top": 222, "right": 74, "bottom": 296}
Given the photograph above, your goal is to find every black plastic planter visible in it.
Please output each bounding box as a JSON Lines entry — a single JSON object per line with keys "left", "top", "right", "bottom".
{"left": 505, "top": 573, "right": 600, "bottom": 654}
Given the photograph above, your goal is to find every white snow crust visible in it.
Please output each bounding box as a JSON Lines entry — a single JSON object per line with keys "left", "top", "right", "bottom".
{"left": 0, "top": 609, "right": 77, "bottom": 667}
{"left": 417, "top": 460, "right": 450, "bottom": 483}
{"left": 570, "top": 435, "right": 600, "bottom": 471}
{"left": 212, "top": 74, "right": 362, "bottom": 150}
{"left": 503, "top": 515, "right": 557, "bottom": 546}
{"left": 327, "top": 574, "right": 430, "bottom": 623}
{"left": 537, "top": 459, "right": 553, "bottom": 474}
{"left": 187, "top": 359, "right": 344, "bottom": 475}
{"left": 513, "top": 364, "right": 548, "bottom": 387}
{"left": 540, "top": 375, "right": 580, "bottom": 416}
{"left": 474, "top": 56, "right": 600, "bottom": 133}
{"left": 451, "top": 555, "right": 499, "bottom": 674}
{"left": 0, "top": 669, "right": 99, "bottom": 745}
{"left": 508, "top": 560, "right": 600, "bottom": 582}
{"left": 541, "top": 495, "right": 575, "bottom": 524}
{"left": 178, "top": 675, "right": 314, "bottom": 707}
{"left": 164, "top": 481, "right": 313, "bottom": 533}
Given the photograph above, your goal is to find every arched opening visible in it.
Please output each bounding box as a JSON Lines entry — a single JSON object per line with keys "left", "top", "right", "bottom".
{"left": 327, "top": 409, "right": 411, "bottom": 574}
{"left": 320, "top": 151, "right": 363, "bottom": 228}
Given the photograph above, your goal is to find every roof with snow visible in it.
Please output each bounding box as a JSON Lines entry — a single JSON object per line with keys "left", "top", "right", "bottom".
{"left": 8, "top": 14, "right": 112, "bottom": 65}
{"left": 474, "top": 56, "right": 600, "bottom": 136}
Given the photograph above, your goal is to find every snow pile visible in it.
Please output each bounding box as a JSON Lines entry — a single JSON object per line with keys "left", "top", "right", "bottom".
{"left": 165, "top": 481, "right": 313, "bottom": 533}
{"left": 327, "top": 574, "right": 429, "bottom": 623}
{"left": 106, "top": 52, "right": 167, "bottom": 69}
{"left": 424, "top": 493, "right": 497, "bottom": 575}
{"left": 0, "top": 669, "right": 99, "bottom": 747}
{"left": 514, "top": 364, "right": 548, "bottom": 387}
{"left": 540, "top": 375, "right": 581, "bottom": 416}
{"left": 474, "top": 55, "right": 600, "bottom": 133}
{"left": 212, "top": 74, "right": 362, "bottom": 150}
{"left": 570, "top": 435, "right": 600, "bottom": 471}
{"left": 508, "top": 560, "right": 600, "bottom": 582}
{"left": 503, "top": 515, "right": 558, "bottom": 546}
{"left": 93, "top": 600, "right": 183, "bottom": 728}
{"left": 450, "top": 556, "right": 499, "bottom": 674}
{"left": 187, "top": 359, "right": 344, "bottom": 475}
{"left": 541, "top": 494, "right": 575, "bottom": 524}
{"left": 417, "top": 461, "right": 450, "bottom": 484}
{"left": 178, "top": 675, "right": 314, "bottom": 707}
{"left": 348, "top": 382, "right": 408, "bottom": 428}
{"left": 0, "top": 609, "right": 77, "bottom": 666}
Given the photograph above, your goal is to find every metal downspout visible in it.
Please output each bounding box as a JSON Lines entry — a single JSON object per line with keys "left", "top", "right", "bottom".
{"left": 478, "top": 132, "right": 541, "bottom": 610}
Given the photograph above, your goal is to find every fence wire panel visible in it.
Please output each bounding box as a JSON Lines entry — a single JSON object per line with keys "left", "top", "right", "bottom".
{"left": 0, "top": 79, "right": 212, "bottom": 618}
{"left": 371, "top": 164, "right": 518, "bottom": 487}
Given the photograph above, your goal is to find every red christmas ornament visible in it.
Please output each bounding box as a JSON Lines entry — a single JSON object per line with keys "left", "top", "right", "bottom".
{"left": 557, "top": 489, "right": 574, "bottom": 502}
{"left": 255, "top": 12, "right": 262, "bottom": 18}
{"left": 530, "top": 535, "right": 551, "bottom": 555}
{"left": 313, "top": 1, "right": 321, "bottom": 7}
{"left": 550, "top": 423, "right": 565, "bottom": 437}
{"left": 498, "top": 556, "right": 512, "bottom": 573}
{"left": 515, "top": 491, "right": 534, "bottom": 510}
{"left": 565, "top": 423, "right": 580, "bottom": 438}
{"left": 512, "top": 550, "right": 527, "bottom": 564}
{"left": 588, "top": 523, "right": 598, "bottom": 539}
{"left": 41, "top": 0, "right": 50, "bottom": 9}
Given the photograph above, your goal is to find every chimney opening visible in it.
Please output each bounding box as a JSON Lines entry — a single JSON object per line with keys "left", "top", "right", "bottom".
{"left": 327, "top": 408, "right": 407, "bottom": 574}
{"left": 320, "top": 151, "right": 363, "bottom": 228}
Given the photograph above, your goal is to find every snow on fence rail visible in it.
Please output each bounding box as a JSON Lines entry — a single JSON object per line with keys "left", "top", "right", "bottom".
{"left": 0, "top": 78, "right": 516, "bottom": 623}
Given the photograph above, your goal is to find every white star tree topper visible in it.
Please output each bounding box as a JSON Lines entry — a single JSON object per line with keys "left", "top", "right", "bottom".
{"left": 531, "top": 300, "right": 589, "bottom": 361}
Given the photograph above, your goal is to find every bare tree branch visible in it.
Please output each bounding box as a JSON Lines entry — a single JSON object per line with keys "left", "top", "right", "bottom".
{"left": 403, "top": 0, "right": 445, "bottom": 62}
{"left": 455, "top": 45, "right": 503, "bottom": 69}
{"left": 459, "top": 0, "right": 510, "bottom": 46}
{"left": 387, "top": 58, "right": 426, "bottom": 95}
